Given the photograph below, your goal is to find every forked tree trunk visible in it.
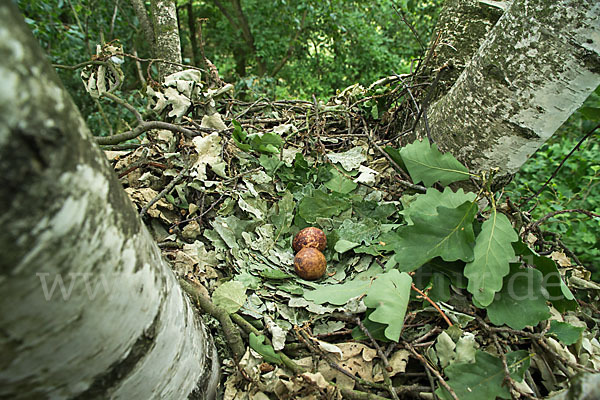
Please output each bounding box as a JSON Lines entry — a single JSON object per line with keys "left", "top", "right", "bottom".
{"left": 417, "top": 0, "right": 600, "bottom": 179}
{"left": 129, "top": 0, "right": 183, "bottom": 79}
{"left": 0, "top": 4, "right": 218, "bottom": 399}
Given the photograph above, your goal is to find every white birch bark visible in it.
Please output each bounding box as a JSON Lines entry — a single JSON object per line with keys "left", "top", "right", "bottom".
{"left": 0, "top": 4, "right": 218, "bottom": 399}
{"left": 151, "top": 0, "right": 183, "bottom": 78}
{"left": 418, "top": 0, "right": 600, "bottom": 178}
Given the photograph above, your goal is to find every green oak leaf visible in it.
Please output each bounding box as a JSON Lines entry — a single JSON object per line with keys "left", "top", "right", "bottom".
{"left": 337, "top": 218, "right": 380, "bottom": 245}
{"left": 363, "top": 269, "right": 412, "bottom": 342}
{"left": 399, "top": 140, "right": 470, "bottom": 186}
{"left": 304, "top": 265, "right": 382, "bottom": 305}
{"left": 547, "top": 321, "right": 584, "bottom": 345}
{"left": 464, "top": 210, "right": 518, "bottom": 306}
{"left": 383, "top": 146, "right": 408, "bottom": 174}
{"left": 249, "top": 333, "right": 282, "bottom": 364}
{"left": 298, "top": 189, "right": 351, "bottom": 223}
{"left": 260, "top": 268, "right": 293, "bottom": 280}
{"left": 392, "top": 202, "right": 477, "bottom": 271}
{"left": 269, "top": 190, "right": 295, "bottom": 238}
{"left": 401, "top": 187, "right": 477, "bottom": 225}
{"left": 324, "top": 168, "right": 358, "bottom": 193}
{"left": 212, "top": 281, "right": 247, "bottom": 313}
{"left": 485, "top": 264, "right": 551, "bottom": 330}
{"left": 531, "top": 253, "right": 577, "bottom": 312}
{"left": 436, "top": 350, "right": 530, "bottom": 400}
{"left": 352, "top": 310, "right": 389, "bottom": 342}
{"left": 512, "top": 241, "right": 576, "bottom": 312}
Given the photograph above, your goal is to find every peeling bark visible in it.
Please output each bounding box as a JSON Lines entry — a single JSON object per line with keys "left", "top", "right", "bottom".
{"left": 417, "top": 0, "right": 600, "bottom": 179}
{"left": 0, "top": 4, "right": 218, "bottom": 399}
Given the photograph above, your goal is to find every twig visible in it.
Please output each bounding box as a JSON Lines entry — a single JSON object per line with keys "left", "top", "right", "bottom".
{"left": 102, "top": 92, "right": 143, "bottom": 124}
{"left": 339, "top": 388, "right": 391, "bottom": 400}
{"left": 96, "top": 120, "right": 200, "bottom": 145}
{"left": 355, "top": 318, "right": 399, "bottom": 400}
{"left": 492, "top": 334, "right": 520, "bottom": 399}
{"left": 403, "top": 342, "right": 459, "bottom": 400}
{"left": 140, "top": 166, "right": 188, "bottom": 217}
{"left": 411, "top": 284, "right": 453, "bottom": 327}
{"left": 528, "top": 208, "right": 600, "bottom": 231}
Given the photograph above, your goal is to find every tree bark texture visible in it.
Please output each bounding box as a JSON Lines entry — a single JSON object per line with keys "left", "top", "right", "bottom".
{"left": 151, "top": 0, "right": 183, "bottom": 78}
{"left": 417, "top": 0, "right": 600, "bottom": 177}
{"left": 423, "top": 0, "right": 509, "bottom": 104}
{"left": 129, "top": 0, "right": 156, "bottom": 55}
{"left": 0, "top": 4, "right": 219, "bottom": 399}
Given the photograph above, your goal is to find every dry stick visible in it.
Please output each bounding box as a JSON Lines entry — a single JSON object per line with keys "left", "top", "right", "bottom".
{"left": 412, "top": 326, "right": 442, "bottom": 345}
{"left": 479, "top": 318, "right": 597, "bottom": 374}
{"left": 339, "top": 389, "right": 391, "bottom": 400}
{"left": 118, "top": 160, "right": 167, "bottom": 178}
{"left": 295, "top": 329, "right": 385, "bottom": 393}
{"left": 96, "top": 120, "right": 200, "bottom": 145}
{"left": 364, "top": 124, "right": 416, "bottom": 184}
{"left": 528, "top": 208, "right": 600, "bottom": 231}
{"left": 140, "top": 166, "right": 188, "bottom": 218}
{"left": 179, "top": 279, "right": 246, "bottom": 362}
{"left": 524, "top": 369, "right": 542, "bottom": 399}
{"left": 491, "top": 335, "right": 520, "bottom": 400}
{"left": 102, "top": 92, "right": 143, "bottom": 123}
{"left": 360, "top": 116, "right": 422, "bottom": 189}
{"left": 404, "top": 342, "right": 459, "bottom": 400}
{"left": 522, "top": 122, "right": 600, "bottom": 208}
{"left": 411, "top": 284, "right": 453, "bottom": 327}
{"left": 355, "top": 318, "right": 399, "bottom": 400}
{"left": 171, "top": 193, "right": 225, "bottom": 229}
{"left": 392, "top": 4, "right": 425, "bottom": 51}
{"left": 423, "top": 367, "right": 437, "bottom": 400}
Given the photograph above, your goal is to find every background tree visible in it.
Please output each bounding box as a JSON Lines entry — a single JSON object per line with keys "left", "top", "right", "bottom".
{"left": 0, "top": 3, "right": 219, "bottom": 398}
{"left": 130, "top": 0, "right": 183, "bottom": 78}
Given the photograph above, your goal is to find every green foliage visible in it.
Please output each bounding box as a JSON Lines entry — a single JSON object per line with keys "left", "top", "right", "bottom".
{"left": 304, "top": 266, "right": 383, "bottom": 305}
{"left": 298, "top": 189, "right": 351, "bottom": 223}
{"left": 392, "top": 201, "right": 478, "bottom": 271}
{"left": 249, "top": 333, "right": 282, "bottom": 364}
{"left": 507, "top": 88, "right": 600, "bottom": 275}
{"left": 399, "top": 139, "right": 471, "bottom": 186}
{"left": 547, "top": 321, "right": 585, "bottom": 345}
{"left": 400, "top": 187, "right": 476, "bottom": 225}
{"left": 464, "top": 210, "right": 518, "bottom": 306}
{"left": 436, "top": 350, "right": 531, "bottom": 400}
{"left": 485, "top": 264, "right": 550, "bottom": 330}
{"left": 363, "top": 269, "right": 412, "bottom": 342}
{"left": 16, "top": 0, "right": 145, "bottom": 137}
{"left": 232, "top": 120, "right": 284, "bottom": 154}
{"left": 212, "top": 280, "right": 247, "bottom": 313}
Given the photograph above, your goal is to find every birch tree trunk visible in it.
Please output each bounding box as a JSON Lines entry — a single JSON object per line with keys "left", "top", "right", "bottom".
{"left": 0, "top": 4, "right": 218, "bottom": 399}
{"left": 152, "top": 0, "right": 183, "bottom": 78}
{"left": 417, "top": 0, "right": 600, "bottom": 180}
{"left": 422, "top": 0, "right": 509, "bottom": 104}
{"left": 129, "top": 0, "right": 183, "bottom": 79}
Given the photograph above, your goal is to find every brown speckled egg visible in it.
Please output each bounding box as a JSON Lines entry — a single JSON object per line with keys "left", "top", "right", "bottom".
{"left": 294, "top": 247, "right": 326, "bottom": 280}
{"left": 292, "top": 227, "right": 327, "bottom": 253}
